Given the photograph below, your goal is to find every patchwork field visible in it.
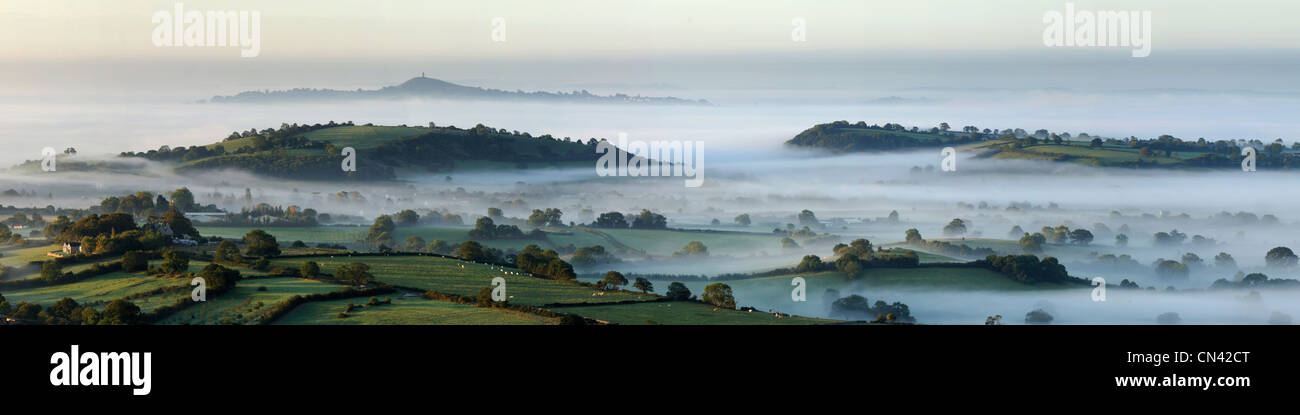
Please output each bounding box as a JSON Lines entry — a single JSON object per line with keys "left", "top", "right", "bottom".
{"left": 157, "top": 277, "right": 350, "bottom": 325}
{"left": 273, "top": 295, "right": 558, "bottom": 325}
{"left": 551, "top": 301, "right": 835, "bottom": 325}
{"left": 267, "top": 255, "right": 654, "bottom": 306}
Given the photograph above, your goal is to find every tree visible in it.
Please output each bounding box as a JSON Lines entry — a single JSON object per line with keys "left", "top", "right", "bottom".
{"left": 632, "top": 277, "right": 653, "bottom": 293}
{"left": 665, "top": 282, "right": 692, "bottom": 300}
{"left": 600, "top": 271, "right": 629, "bottom": 290}
{"left": 301, "top": 261, "right": 321, "bottom": 278}
{"left": 404, "top": 235, "right": 426, "bottom": 252}
{"left": 40, "top": 261, "right": 64, "bottom": 284}
{"left": 1215, "top": 252, "right": 1237, "bottom": 269}
{"left": 243, "top": 229, "right": 281, "bottom": 257}
{"left": 426, "top": 240, "right": 451, "bottom": 254}
{"left": 1019, "top": 233, "right": 1045, "bottom": 253}
{"left": 1115, "top": 234, "right": 1129, "bottom": 248}
{"left": 214, "top": 240, "right": 240, "bottom": 262}
{"left": 49, "top": 297, "right": 80, "bottom": 320}
{"left": 797, "top": 210, "right": 819, "bottom": 227}
{"left": 335, "top": 263, "right": 375, "bottom": 285}
{"left": 676, "top": 241, "right": 709, "bottom": 257}
{"left": 455, "top": 241, "right": 489, "bottom": 262}
{"left": 781, "top": 237, "right": 800, "bottom": 249}
{"left": 942, "top": 218, "right": 967, "bottom": 236}
{"left": 701, "top": 283, "right": 736, "bottom": 309}
{"left": 734, "top": 213, "right": 751, "bottom": 226}
{"left": 905, "top": 228, "right": 923, "bottom": 244}
{"left": 593, "top": 212, "right": 629, "bottom": 228}
{"left": 527, "top": 208, "right": 564, "bottom": 228}
{"left": 1025, "top": 309, "right": 1054, "bottom": 324}
{"left": 1154, "top": 259, "right": 1190, "bottom": 280}
{"left": 834, "top": 254, "right": 865, "bottom": 279}
{"left": 197, "top": 263, "right": 241, "bottom": 294}
{"left": 630, "top": 210, "right": 667, "bottom": 229}
{"left": 1068, "top": 229, "right": 1094, "bottom": 246}
{"left": 121, "top": 250, "right": 148, "bottom": 272}
{"left": 394, "top": 209, "right": 420, "bottom": 226}
{"left": 796, "top": 255, "right": 824, "bottom": 272}
{"left": 169, "top": 187, "right": 196, "bottom": 211}
{"left": 487, "top": 207, "right": 503, "bottom": 218}
{"left": 160, "top": 249, "right": 189, "bottom": 273}
{"left": 365, "top": 215, "right": 396, "bottom": 246}
{"left": 101, "top": 299, "right": 141, "bottom": 325}
{"left": 1266, "top": 247, "right": 1298, "bottom": 268}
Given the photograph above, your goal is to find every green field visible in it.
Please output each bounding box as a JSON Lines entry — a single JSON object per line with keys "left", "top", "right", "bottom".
{"left": 268, "top": 255, "right": 653, "bottom": 306}
{"left": 196, "top": 226, "right": 367, "bottom": 245}
{"left": 882, "top": 248, "right": 961, "bottom": 263}
{"left": 594, "top": 228, "right": 785, "bottom": 256}
{"left": 0, "top": 269, "right": 190, "bottom": 312}
{"left": 273, "top": 295, "right": 558, "bottom": 325}
{"left": 967, "top": 139, "right": 1203, "bottom": 167}
{"left": 301, "top": 125, "right": 427, "bottom": 150}
{"left": 551, "top": 301, "right": 834, "bottom": 325}
{"left": 156, "top": 277, "right": 350, "bottom": 325}
{"left": 0, "top": 244, "right": 58, "bottom": 268}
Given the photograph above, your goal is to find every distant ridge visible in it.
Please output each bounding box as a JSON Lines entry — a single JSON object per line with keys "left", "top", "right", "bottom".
{"left": 208, "top": 75, "right": 710, "bottom": 105}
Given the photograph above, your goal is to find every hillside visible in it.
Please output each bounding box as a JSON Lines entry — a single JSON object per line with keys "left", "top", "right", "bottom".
{"left": 785, "top": 121, "right": 975, "bottom": 153}
{"left": 789, "top": 120, "right": 1300, "bottom": 170}
{"left": 208, "top": 76, "right": 710, "bottom": 105}
{"left": 117, "top": 122, "right": 612, "bottom": 181}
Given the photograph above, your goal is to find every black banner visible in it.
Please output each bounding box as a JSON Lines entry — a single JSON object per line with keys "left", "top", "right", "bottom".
{"left": 2, "top": 325, "right": 1289, "bottom": 403}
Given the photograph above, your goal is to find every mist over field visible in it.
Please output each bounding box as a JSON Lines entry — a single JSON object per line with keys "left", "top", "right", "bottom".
{"left": 4, "top": 50, "right": 1300, "bottom": 325}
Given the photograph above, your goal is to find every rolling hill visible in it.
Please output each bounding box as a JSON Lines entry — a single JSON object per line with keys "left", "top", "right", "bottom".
{"left": 789, "top": 120, "right": 1300, "bottom": 170}
{"left": 113, "top": 122, "right": 613, "bottom": 181}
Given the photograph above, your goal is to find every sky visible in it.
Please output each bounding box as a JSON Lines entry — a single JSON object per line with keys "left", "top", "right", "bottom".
{"left": 2, "top": 0, "right": 1299, "bottom": 166}
{"left": 2, "top": 0, "right": 1299, "bottom": 61}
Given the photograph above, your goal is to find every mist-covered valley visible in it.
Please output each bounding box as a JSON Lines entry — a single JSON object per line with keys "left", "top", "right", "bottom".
{"left": 4, "top": 52, "right": 1300, "bottom": 325}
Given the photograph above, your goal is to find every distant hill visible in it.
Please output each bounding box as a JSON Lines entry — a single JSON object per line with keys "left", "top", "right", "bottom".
{"left": 788, "top": 120, "right": 1300, "bottom": 170}
{"left": 786, "top": 121, "right": 973, "bottom": 153}
{"left": 111, "top": 122, "right": 622, "bottom": 181}
{"left": 208, "top": 76, "right": 710, "bottom": 105}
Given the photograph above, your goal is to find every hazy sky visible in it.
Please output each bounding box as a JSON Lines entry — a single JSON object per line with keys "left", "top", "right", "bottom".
{"left": 3, "top": 0, "right": 1299, "bottom": 61}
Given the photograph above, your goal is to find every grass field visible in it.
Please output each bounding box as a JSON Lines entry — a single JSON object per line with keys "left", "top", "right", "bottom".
{"left": 267, "top": 255, "right": 653, "bottom": 306}
{"left": 273, "top": 295, "right": 558, "bottom": 325}
{"left": 551, "top": 301, "right": 835, "bottom": 325}
{"left": 0, "top": 269, "right": 190, "bottom": 312}
{"left": 1, "top": 259, "right": 270, "bottom": 311}
{"left": 156, "top": 277, "right": 350, "bottom": 325}
{"left": 0, "top": 244, "right": 58, "bottom": 268}
{"left": 882, "top": 248, "right": 962, "bottom": 263}
{"left": 196, "top": 226, "right": 367, "bottom": 245}
{"left": 595, "top": 228, "right": 785, "bottom": 256}
{"left": 301, "top": 125, "right": 427, "bottom": 150}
